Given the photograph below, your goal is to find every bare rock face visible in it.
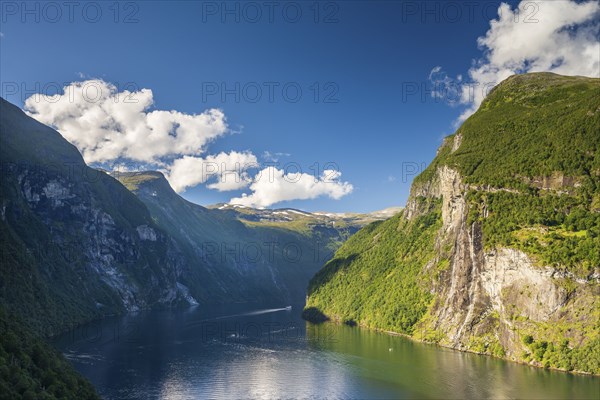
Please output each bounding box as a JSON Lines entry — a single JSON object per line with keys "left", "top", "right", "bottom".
{"left": 413, "top": 166, "right": 596, "bottom": 362}
{"left": 136, "top": 225, "right": 158, "bottom": 241}
{"left": 47, "top": 172, "right": 186, "bottom": 309}
{"left": 482, "top": 249, "right": 567, "bottom": 322}
{"left": 421, "top": 166, "right": 490, "bottom": 348}
{"left": 1, "top": 160, "right": 198, "bottom": 335}
{"left": 451, "top": 133, "right": 462, "bottom": 153}
{"left": 438, "top": 166, "right": 465, "bottom": 236}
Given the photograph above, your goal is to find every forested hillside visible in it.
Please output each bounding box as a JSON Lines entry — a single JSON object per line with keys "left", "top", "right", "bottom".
{"left": 0, "top": 306, "right": 99, "bottom": 400}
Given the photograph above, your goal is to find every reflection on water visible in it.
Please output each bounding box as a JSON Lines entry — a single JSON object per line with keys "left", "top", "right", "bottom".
{"left": 306, "top": 323, "right": 599, "bottom": 400}
{"left": 53, "top": 304, "right": 600, "bottom": 400}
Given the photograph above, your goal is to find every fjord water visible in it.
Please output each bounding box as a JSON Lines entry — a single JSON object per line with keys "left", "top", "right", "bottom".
{"left": 54, "top": 304, "right": 599, "bottom": 400}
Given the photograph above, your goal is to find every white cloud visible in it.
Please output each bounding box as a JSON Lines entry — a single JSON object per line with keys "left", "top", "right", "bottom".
{"left": 432, "top": 0, "right": 600, "bottom": 123}
{"left": 229, "top": 167, "right": 353, "bottom": 208}
{"left": 24, "top": 80, "right": 354, "bottom": 207}
{"left": 167, "top": 151, "right": 258, "bottom": 193}
{"left": 25, "top": 80, "right": 228, "bottom": 164}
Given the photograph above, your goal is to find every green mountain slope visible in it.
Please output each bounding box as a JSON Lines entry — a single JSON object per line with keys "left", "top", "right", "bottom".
{"left": 417, "top": 73, "right": 600, "bottom": 188}
{"left": 306, "top": 201, "right": 441, "bottom": 332}
{"left": 305, "top": 73, "right": 600, "bottom": 374}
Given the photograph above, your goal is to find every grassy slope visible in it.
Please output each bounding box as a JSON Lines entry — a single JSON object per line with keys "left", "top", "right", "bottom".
{"left": 305, "top": 73, "right": 600, "bottom": 373}
{"left": 453, "top": 73, "right": 599, "bottom": 277}
{"left": 416, "top": 73, "right": 600, "bottom": 187}
{"left": 420, "top": 73, "right": 600, "bottom": 277}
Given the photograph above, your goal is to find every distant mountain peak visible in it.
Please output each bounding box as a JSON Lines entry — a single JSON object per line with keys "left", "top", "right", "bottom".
{"left": 111, "top": 170, "right": 169, "bottom": 192}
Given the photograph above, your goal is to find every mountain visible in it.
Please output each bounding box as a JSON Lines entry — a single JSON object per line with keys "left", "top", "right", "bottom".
{"left": 0, "top": 96, "right": 392, "bottom": 398}
{"left": 0, "top": 98, "right": 199, "bottom": 338}
{"left": 304, "top": 73, "right": 600, "bottom": 374}
{"left": 113, "top": 171, "right": 392, "bottom": 304}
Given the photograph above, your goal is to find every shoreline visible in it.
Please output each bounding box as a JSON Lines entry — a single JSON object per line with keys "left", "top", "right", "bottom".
{"left": 303, "top": 312, "right": 600, "bottom": 377}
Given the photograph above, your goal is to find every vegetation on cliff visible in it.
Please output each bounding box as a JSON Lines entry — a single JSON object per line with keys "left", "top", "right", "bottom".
{"left": 304, "top": 73, "right": 600, "bottom": 374}
{"left": 307, "top": 199, "right": 441, "bottom": 334}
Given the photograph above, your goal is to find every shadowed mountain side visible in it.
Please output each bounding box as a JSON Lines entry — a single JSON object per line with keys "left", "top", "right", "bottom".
{"left": 114, "top": 171, "right": 389, "bottom": 304}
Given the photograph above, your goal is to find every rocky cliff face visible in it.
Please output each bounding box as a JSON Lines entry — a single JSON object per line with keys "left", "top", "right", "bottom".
{"left": 0, "top": 98, "right": 196, "bottom": 335}
{"left": 408, "top": 161, "right": 598, "bottom": 364}
{"left": 13, "top": 171, "right": 196, "bottom": 311}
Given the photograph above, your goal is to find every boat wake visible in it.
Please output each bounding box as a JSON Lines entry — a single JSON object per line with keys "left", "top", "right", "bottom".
{"left": 185, "top": 306, "right": 293, "bottom": 328}
{"left": 213, "top": 306, "right": 292, "bottom": 320}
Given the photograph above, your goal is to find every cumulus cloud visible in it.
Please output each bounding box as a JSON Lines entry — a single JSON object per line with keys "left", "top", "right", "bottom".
{"left": 23, "top": 80, "right": 354, "bottom": 207}
{"left": 25, "top": 80, "right": 228, "bottom": 164}
{"left": 24, "top": 80, "right": 248, "bottom": 194}
{"left": 167, "top": 151, "right": 258, "bottom": 193}
{"left": 229, "top": 167, "right": 353, "bottom": 208}
{"left": 431, "top": 0, "right": 600, "bottom": 123}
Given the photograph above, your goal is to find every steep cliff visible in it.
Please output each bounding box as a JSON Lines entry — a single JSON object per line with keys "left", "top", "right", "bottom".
{"left": 0, "top": 98, "right": 196, "bottom": 337}
{"left": 305, "top": 73, "right": 600, "bottom": 374}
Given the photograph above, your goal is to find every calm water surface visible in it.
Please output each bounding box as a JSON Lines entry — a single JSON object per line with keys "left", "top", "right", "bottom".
{"left": 53, "top": 303, "right": 600, "bottom": 399}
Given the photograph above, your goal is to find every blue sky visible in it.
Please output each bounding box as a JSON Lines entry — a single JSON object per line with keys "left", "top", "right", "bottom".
{"left": 2, "top": 1, "right": 598, "bottom": 212}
